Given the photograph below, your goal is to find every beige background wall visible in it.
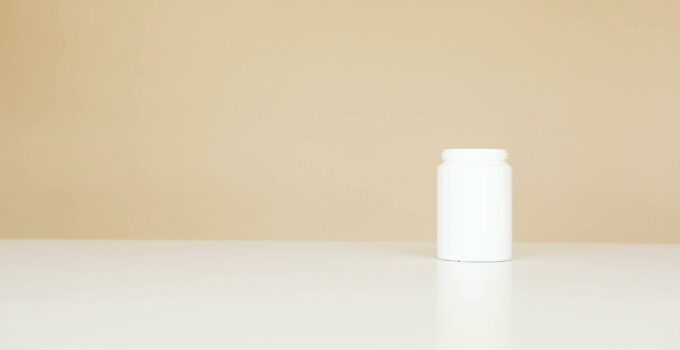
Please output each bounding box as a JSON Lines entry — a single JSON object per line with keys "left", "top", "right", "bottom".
{"left": 2, "top": 0, "right": 679, "bottom": 242}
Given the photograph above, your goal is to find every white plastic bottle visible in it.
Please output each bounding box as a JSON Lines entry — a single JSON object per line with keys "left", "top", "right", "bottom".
{"left": 437, "top": 149, "right": 512, "bottom": 262}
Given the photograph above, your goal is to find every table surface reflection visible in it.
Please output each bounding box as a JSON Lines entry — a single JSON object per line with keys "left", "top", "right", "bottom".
{"left": 1, "top": 241, "right": 679, "bottom": 349}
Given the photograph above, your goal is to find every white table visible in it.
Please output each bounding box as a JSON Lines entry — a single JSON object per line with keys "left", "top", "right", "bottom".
{"left": 1, "top": 241, "right": 679, "bottom": 349}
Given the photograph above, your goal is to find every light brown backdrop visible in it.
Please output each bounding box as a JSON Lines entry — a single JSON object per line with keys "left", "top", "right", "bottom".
{"left": 2, "top": 0, "right": 679, "bottom": 242}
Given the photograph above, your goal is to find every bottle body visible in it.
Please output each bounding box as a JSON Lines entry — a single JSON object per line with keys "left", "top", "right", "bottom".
{"left": 437, "top": 149, "right": 512, "bottom": 262}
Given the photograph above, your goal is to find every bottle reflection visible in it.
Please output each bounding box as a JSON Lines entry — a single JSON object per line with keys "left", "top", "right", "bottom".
{"left": 436, "top": 261, "right": 512, "bottom": 350}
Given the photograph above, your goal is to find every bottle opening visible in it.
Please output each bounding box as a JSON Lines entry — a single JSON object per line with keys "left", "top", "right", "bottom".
{"left": 441, "top": 148, "right": 508, "bottom": 161}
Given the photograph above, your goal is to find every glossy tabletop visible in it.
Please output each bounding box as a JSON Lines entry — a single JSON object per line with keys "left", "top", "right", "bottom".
{"left": 1, "top": 241, "right": 679, "bottom": 349}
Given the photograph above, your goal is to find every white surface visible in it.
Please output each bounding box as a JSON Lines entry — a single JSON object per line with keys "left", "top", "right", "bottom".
{"left": 1, "top": 241, "right": 679, "bottom": 349}
{"left": 438, "top": 148, "right": 512, "bottom": 261}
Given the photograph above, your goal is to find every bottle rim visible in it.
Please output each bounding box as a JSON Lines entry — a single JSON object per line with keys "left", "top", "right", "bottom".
{"left": 441, "top": 148, "right": 508, "bottom": 161}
